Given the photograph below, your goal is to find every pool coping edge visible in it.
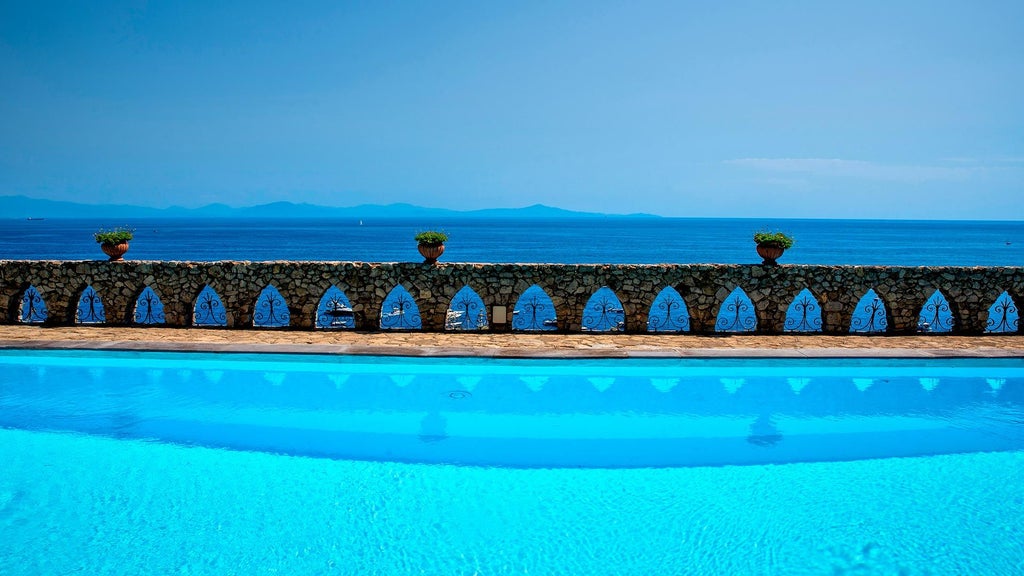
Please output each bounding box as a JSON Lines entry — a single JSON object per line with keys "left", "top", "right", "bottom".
{"left": 2, "top": 339, "right": 1023, "bottom": 358}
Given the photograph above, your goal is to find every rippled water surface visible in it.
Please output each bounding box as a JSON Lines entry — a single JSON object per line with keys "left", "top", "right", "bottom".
{"left": 2, "top": 350, "right": 1023, "bottom": 575}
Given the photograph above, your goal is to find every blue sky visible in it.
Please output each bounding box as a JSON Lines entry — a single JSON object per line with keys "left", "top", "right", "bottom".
{"left": 1, "top": 1, "right": 1021, "bottom": 218}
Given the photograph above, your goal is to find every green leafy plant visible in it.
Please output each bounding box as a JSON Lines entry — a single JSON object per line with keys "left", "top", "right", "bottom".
{"left": 94, "top": 227, "right": 134, "bottom": 245}
{"left": 414, "top": 230, "right": 448, "bottom": 246}
{"left": 753, "top": 231, "right": 794, "bottom": 249}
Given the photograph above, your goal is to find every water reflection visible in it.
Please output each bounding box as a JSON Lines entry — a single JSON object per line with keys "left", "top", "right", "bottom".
{"left": 419, "top": 410, "right": 449, "bottom": 443}
{"left": 747, "top": 414, "right": 783, "bottom": 447}
{"left": 2, "top": 354, "right": 1023, "bottom": 468}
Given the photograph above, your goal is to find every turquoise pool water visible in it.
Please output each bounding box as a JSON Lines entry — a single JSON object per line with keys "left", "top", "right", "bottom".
{"left": 1, "top": 350, "right": 1023, "bottom": 574}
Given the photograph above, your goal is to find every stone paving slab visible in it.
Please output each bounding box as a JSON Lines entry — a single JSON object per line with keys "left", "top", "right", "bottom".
{"left": 1, "top": 325, "right": 1022, "bottom": 358}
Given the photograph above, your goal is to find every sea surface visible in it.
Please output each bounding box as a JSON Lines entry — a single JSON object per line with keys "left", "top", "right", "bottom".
{"left": 1, "top": 217, "right": 1022, "bottom": 265}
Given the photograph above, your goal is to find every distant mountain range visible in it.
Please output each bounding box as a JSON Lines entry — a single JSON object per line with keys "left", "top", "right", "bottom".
{"left": 0, "top": 195, "right": 657, "bottom": 220}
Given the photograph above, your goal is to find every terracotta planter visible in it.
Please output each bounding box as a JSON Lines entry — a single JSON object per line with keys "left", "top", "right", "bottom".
{"left": 101, "top": 241, "right": 130, "bottom": 261}
{"left": 418, "top": 243, "right": 445, "bottom": 264}
{"left": 756, "top": 242, "right": 785, "bottom": 266}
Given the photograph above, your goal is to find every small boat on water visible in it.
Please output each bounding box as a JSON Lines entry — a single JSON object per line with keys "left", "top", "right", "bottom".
{"left": 26, "top": 217, "right": 45, "bottom": 221}
{"left": 324, "top": 301, "right": 354, "bottom": 327}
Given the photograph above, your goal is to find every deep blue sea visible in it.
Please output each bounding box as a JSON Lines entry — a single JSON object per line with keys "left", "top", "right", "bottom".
{"left": 1, "top": 217, "right": 1022, "bottom": 265}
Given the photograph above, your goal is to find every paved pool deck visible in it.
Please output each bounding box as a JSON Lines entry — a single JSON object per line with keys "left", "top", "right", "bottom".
{"left": 1, "top": 325, "right": 1023, "bottom": 358}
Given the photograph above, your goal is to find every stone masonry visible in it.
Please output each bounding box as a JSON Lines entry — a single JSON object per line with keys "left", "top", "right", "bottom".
{"left": 1, "top": 260, "right": 1022, "bottom": 334}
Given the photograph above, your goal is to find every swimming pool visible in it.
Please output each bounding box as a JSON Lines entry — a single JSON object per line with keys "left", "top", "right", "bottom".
{"left": 1, "top": 349, "right": 1023, "bottom": 574}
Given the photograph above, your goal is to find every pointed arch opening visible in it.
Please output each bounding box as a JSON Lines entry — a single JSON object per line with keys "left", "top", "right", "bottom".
{"left": 582, "top": 287, "right": 625, "bottom": 332}
{"left": 380, "top": 286, "right": 421, "bottom": 330}
{"left": 647, "top": 286, "right": 690, "bottom": 333}
{"left": 316, "top": 286, "right": 355, "bottom": 329}
{"left": 850, "top": 288, "right": 888, "bottom": 333}
{"left": 985, "top": 291, "right": 1019, "bottom": 334}
{"left": 715, "top": 287, "right": 756, "bottom": 333}
{"left": 253, "top": 285, "right": 290, "bottom": 328}
{"left": 19, "top": 285, "right": 48, "bottom": 324}
{"left": 446, "top": 286, "right": 488, "bottom": 331}
{"left": 918, "top": 290, "right": 953, "bottom": 333}
{"left": 75, "top": 285, "right": 105, "bottom": 325}
{"left": 133, "top": 286, "right": 166, "bottom": 325}
{"left": 193, "top": 285, "right": 227, "bottom": 327}
{"left": 511, "top": 284, "right": 557, "bottom": 331}
{"left": 784, "top": 288, "right": 822, "bottom": 333}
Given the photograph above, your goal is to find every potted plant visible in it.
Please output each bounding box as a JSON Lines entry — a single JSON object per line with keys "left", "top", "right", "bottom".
{"left": 94, "top": 227, "right": 134, "bottom": 261}
{"left": 415, "top": 230, "right": 448, "bottom": 264}
{"left": 753, "top": 231, "right": 793, "bottom": 265}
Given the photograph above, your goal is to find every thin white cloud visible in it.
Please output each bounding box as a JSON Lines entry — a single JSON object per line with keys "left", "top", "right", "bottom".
{"left": 942, "top": 157, "right": 1024, "bottom": 165}
{"left": 725, "top": 158, "right": 974, "bottom": 182}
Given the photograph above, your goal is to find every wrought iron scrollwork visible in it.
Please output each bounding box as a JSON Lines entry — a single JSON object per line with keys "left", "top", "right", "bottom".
{"left": 380, "top": 287, "right": 422, "bottom": 330}
{"left": 193, "top": 286, "right": 227, "bottom": 327}
{"left": 582, "top": 287, "right": 625, "bottom": 332}
{"left": 512, "top": 285, "right": 557, "bottom": 331}
{"left": 75, "top": 286, "right": 105, "bottom": 324}
{"left": 647, "top": 287, "right": 690, "bottom": 332}
{"left": 784, "top": 289, "right": 822, "bottom": 332}
{"left": 20, "top": 286, "right": 48, "bottom": 324}
{"left": 986, "top": 292, "right": 1019, "bottom": 333}
{"left": 316, "top": 286, "right": 355, "bottom": 329}
{"left": 917, "top": 291, "right": 953, "bottom": 333}
{"left": 133, "top": 287, "right": 166, "bottom": 325}
{"left": 446, "top": 286, "right": 487, "bottom": 331}
{"left": 715, "top": 288, "right": 756, "bottom": 332}
{"left": 850, "top": 290, "right": 887, "bottom": 333}
{"left": 253, "top": 286, "right": 290, "bottom": 328}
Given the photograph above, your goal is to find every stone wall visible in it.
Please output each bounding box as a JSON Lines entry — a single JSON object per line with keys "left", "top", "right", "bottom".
{"left": 1, "top": 260, "right": 1022, "bottom": 334}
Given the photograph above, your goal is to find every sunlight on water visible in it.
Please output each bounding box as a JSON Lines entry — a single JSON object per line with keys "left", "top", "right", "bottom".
{"left": 1, "top": 351, "right": 1023, "bottom": 574}
{"left": 1, "top": 430, "right": 1022, "bottom": 575}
